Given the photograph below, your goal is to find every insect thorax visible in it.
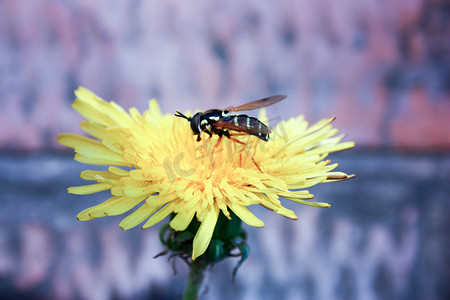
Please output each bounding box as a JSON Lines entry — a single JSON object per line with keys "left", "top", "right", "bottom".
{"left": 199, "top": 110, "right": 225, "bottom": 126}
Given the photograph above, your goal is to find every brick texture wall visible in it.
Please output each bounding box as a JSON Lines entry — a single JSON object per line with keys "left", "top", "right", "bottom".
{"left": 0, "top": 0, "right": 448, "bottom": 151}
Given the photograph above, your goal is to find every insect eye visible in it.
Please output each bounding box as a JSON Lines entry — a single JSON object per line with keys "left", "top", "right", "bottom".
{"left": 190, "top": 113, "right": 202, "bottom": 134}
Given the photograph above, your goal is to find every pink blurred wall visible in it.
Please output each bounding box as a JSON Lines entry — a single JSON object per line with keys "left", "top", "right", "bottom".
{"left": 0, "top": 0, "right": 448, "bottom": 151}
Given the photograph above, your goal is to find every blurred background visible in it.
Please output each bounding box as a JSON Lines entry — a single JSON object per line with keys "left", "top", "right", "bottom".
{"left": 0, "top": 0, "right": 449, "bottom": 299}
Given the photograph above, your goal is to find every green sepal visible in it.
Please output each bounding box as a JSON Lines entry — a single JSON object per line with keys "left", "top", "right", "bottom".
{"left": 232, "top": 242, "right": 250, "bottom": 282}
{"left": 156, "top": 210, "right": 250, "bottom": 280}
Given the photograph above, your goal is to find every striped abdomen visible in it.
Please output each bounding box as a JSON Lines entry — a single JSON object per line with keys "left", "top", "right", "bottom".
{"left": 222, "top": 114, "right": 271, "bottom": 141}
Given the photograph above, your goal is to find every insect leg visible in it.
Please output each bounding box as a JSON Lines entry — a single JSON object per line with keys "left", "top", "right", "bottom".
{"left": 206, "top": 136, "right": 223, "bottom": 179}
{"left": 228, "top": 137, "right": 263, "bottom": 173}
{"left": 211, "top": 135, "right": 223, "bottom": 161}
{"left": 202, "top": 135, "right": 212, "bottom": 146}
{"left": 195, "top": 134, "right": 213, "bottom": 161}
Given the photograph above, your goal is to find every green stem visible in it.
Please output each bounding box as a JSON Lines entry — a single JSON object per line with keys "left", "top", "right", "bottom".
{"left": 183, "top": 259, "right": 207, "bottom": 300}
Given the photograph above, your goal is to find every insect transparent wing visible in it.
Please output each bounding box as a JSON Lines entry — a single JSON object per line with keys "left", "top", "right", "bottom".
{"left": 213, "top": 115, "right": 270, "bottom": 134}
{"left": 228, "top": 95, "right": 286, "bottom": 112}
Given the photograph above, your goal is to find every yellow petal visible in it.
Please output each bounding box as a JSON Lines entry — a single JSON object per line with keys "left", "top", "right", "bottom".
{"left": 287, "top": 176, "right": 327, "bottom": 189}
{"left": 278, "top": 190, "right": 314, "bottom": 200}
{"left": 106, "top": 101, "right": 134, "bottom": 126}
{"left": 142, "top": 202, "right": 175, "bottom": 229}
{"left": 147, "top": 99, "right": 162, "bottom": 119}
{"left": 119, "top": 203, "right": 159, "bottom": 230}
{"left": 80, "top": 122, "right": 107, "bottom": 140}
{"left": 68, "top": 183, "right": 111, "bottom": 195}
{"left": 74, "top": 86, "right": 104, "bottom": 104}
{"left": 275, "top": 206, "right": 298, "bottom": 219}
{"left": 169, "top": 210, "right": 196, "bottom": 231}
{"left": 74, "top": 154, "right": 130, "bottom": 166}
{"left": 145, "top": 192, "right": 177, "bottom": 207}
{"left": 260, "top": 201, "right": 298, "bottom": 219}
{"left": 228, "top": 203, "right": 264, "bottom": 227}
{"left": 74, "top": 88, "right": 131, "bottom": 127}
{"left": 108, "top": 167, "right": 130, "bottom": 176}
{"left": 287, "top": 198, "right": 331, "bottom": 208}
{"left": 58, "top": 133, "right": 127, "bottom": 164}
{"left": 192, "top": 208, "right": 219, "bottom": 260}
{"left": 72, "top": 99, "right": 114, "bottom": 126}
{"left": 80, "top": 170, "right": 122, "bottom": 181}
{"left": 77, "top": 195, "right": 146, "bottom": 221}
{"left": 123, "top": 186, "right": 157, "bottom": 197}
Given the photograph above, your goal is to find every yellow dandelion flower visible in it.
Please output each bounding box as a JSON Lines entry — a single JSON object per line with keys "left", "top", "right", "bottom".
{"left": 58, "top": 87, "right": 354, "bottom": 260}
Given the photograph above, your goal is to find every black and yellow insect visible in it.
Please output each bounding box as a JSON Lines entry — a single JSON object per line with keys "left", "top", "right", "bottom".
{"left": 175, "top": 95, "right": 286, "bottom": 143}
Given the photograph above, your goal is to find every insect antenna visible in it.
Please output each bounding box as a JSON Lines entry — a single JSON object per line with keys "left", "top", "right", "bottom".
{"left": 174, "top": 111, "right": 190, "bottom": 120}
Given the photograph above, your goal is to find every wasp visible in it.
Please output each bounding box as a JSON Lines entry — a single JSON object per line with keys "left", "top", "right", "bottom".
{"left": 175, "top": 95, "right": 286, "bottom": 172}
{"left": 175, "top": 95, "right": 286, "bottom": 142}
